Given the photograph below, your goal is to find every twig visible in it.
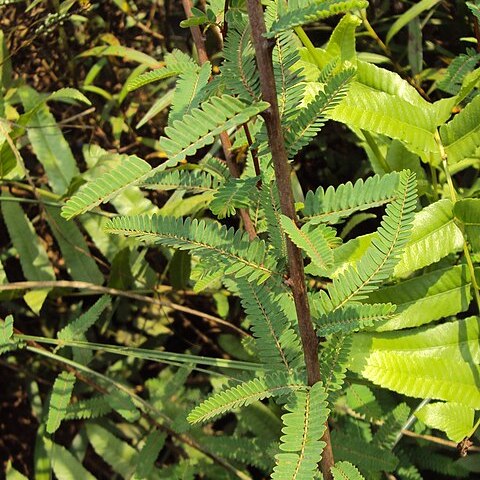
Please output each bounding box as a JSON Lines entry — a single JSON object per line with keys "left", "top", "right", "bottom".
{"left": 181, "top": 0, "right": 257, "bottom": 240}
{"left": 245, "top": 1, "right": 334, "bottom": 478}
{"left": 0, "top": 280, "right": 248, "bottom": 337}
{"left": 401, "top": 429, "right": 480, "bottom": 453}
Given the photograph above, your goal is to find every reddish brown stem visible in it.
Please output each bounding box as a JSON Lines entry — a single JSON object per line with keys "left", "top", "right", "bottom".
{"left": 181, "top": 0, "right": 257, "bottom": 240}
{"left": 246, "top": 1, "right": 334, "bottom": 478}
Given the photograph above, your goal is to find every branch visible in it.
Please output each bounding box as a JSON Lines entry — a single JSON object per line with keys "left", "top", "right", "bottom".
{"left": 245, "top": 1, "right": 334, "bottom": 478}
{"left": 181, "top": 0, "right": 257, "bottom": 240}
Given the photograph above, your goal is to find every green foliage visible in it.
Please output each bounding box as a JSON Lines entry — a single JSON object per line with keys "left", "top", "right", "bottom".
{"left": 272, "top": 382, "right": 328, "bottom": 479}
{"left": 2, "top": 1, "right": 480, "bottom": 479}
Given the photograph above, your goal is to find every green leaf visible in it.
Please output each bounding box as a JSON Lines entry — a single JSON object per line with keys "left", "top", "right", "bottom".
{"left": 350, "top": 317, "right": 480, "bottom": 408}
{"left": 281, "top": 216, "right": 334, "bottom": 271}
{"left": 386, "top": 0, "right": 442, "bottom": 45}
{"left": 315, "top": 302, "right": 396, "bottom": 336}
{"left": 331, "top": 82, "right": 438, "bottom": 159}
{"left": 331, "top": 430, "right": 398, "bottom": 473}
{"left": 78, "top": 45, "right": 161, "bottom": 68}
{"left": 266, "top": 0, "right": 369, "bottom": 37}
{"left": 302, "top": 172, "right": 400, "bottom": 225}
{"left": 18, "top": 86, "right": 79, "bottom": 194}
{"left": 187, "top": 373, "right": 306, "bottom": 424}
{"left": 415, "top": 402, "right": 474, "bottom": 443}
{"left": 86, "top": 424, "right": 137, "bottom": 478}
{"left": 331, "top": 461, "right": 366, "bottom": 480}
{"left": 0, "top": 315, "right": 16, "bottom": 355}
{"left": 210, "top": 177, "right": 259, "bottom": 219}
{"left": 43, "top": 437, "right": 96, "bottom": 480}
{"left": 441, "top": 95, "right": 480, "bottom": 165}
{"left": 394, "top": 199, "right": 464, "bottom": 277}
{"left": 366, "top": 265, "right": 472, "bottom": 331}
{"left": 372, "top": 402, "right": 410, "bottom": 449}
{"left": 272, "top": 382, "right": 329, "bottom": 479}
{"left": 58, "top": 296, "right": 111, "bottom": 341}
{"left": 325, "top": 13, "right": 361, "bottom": 64}
{"left": 326, "top": 170, "right": 417, "bottom": 309}
{"left": 46, "top": 372, "right": 76, "bottom": 434}
{"left": 454, "top": 198, "right": 480, "bottom": 252}
{"left": 104, "top": 215, "right": 278, "bottom": 283}
{"left": 1, "top": 192, "right": 55, "bottom": 313}
{"left": 45, "top": 206, "right": 103, "bottom": 284}
{"left": 61, "top": 155, "right": 152, "bottom": 219}
{"left": 133, "top": 431, "right": 166, "bottom": 480}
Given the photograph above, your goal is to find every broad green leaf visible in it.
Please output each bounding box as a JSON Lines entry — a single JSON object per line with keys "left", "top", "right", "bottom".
{"left": 5, "top": 460, "right": 28, "bottom": 480}
{"left": 394, "top": 199, "right": 464, "bottom": 277}
{"left": 441, "top": 95, "right": 480, "bottom": 165}
{"left": 43, "top": 437, "right": 96, "bottom": 480}
{"left": 46, "top": 88, "right": 91, "bottom": 106}
{"left": 415, "top": 402, "right": 474, "bottom": 443}
{"left": 454, "top": 198, "right": 480, "bottom": 252}
{"left": 366, "top": 265, "right": 472, "bottom": 331}
{"left": 386, "top": 0, "right": 442, "bottom": 44}
{"left": 45, "top": 206, "right": 103, "bottom": 284}
{"left": 325, "top": 13, "right": 361, "bottom": 64}
{"left": 18, "top": 86, "right": 79, "bottom": 194}
{"left": 331, "top": 82, "right": 437, "bottom": 159}
{"left": 350, "top": 317, "right": 480, "bottom": 407}
{"left": 86, "top": 424, "right": 138, "bottom": 478}
{"left": 78, "top": 45, "right": 161, "bottom": 68}
{"left": 332, "top": 461, "right": 366, "bottom": 480}
{"left": 46, "top": 372, "right": 76, "bottom": 434}
{"left": 1, "top": 192, "right": 55, "bottom": 313}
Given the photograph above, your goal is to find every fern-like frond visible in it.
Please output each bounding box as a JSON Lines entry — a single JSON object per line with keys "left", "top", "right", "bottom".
{"left": 57, "top": 295, "right": 110, "bottom": 341}
{"left": 302, "top": 172, "right": 400, "bottom": 224}
{"left": 372, "top": 402, "right": 410, "bottom": 449}
{"left": 210, "top": 177, "right": 259, "bottom": 219}
{"left": 46, "top": 371, "right": 76, "bottom": 434}
{"left": 221, "top": 17, "right": 261, "bottom": 102}
{"left": 236, "top": 278, "right": 303, "bottom": 371}
{"left": 127, "top": 49, "right": 198, "bottom": 91}
{"left": 332, "top": 431, "right": 399, "bottom": 474}
{"left": 142, "top": 169, "right": 221, "bottom": 192}
{"left": 134, "top": 431, "right": 166, "bottom": 480}
{"left": 266, "top": 0, "right": 369, "bottom": 38}
{"left": 261, "top": 181, "right": 288, "bottom": 261}
{"left": 187, "top": 373, "right": 306, "bottom": 424}
{"left": 331, "top": 461, "right": 366, "bottom": 480}
{"left": 326, "top": 170, "right": 417, "bottom": 310}
{"left": 159, "top": 95, "right": 268, "bottom": 164}
{"left": 281, "top": 216, "right": 335, "bottom": 273}
{"left": 0, "top": 315, "right": 16, "bottom": 356}
{"left": 65, "top": 395, "right": 112, "bottom": 420}
{"left": 272, "top": 382, "right": 329, "bottom": 479}
{"left": 437, "top": 48, "right": 480, "bottom": 95}
{"left": 61, "top": 95, "right": 267, "bottom": 219}
{"left": 198, "top": 435, "right": 273, "bottom": 470}
{"left": 315, "top": 302, "right": 396, "bottom": 336}
{"left": 61, "top": 155, "right": 152, "bottom": 219}
{"left": 440, "top": 94, "right": 480, "bottom": 164}
{"left": 169, "top": 61, "right": 212, "bottom": 124}
{"left": 104, "top": 215, "right": 278, "bottom": 282}
{"left": 319, "top": 334, "right": 352, "bottom": 405}
{"left": 284, "top": 68, "right": 355, "bottom": 158}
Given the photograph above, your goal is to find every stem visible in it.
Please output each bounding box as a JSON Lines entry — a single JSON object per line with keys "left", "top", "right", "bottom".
{"left": 181, "top": 0, "right": 257, "bottom": 240}
{"left": 362, "top": 130, "right": 390, "bottom": 173}
{"left": 294, "top": 26, "right": 324, "bottom": 68}
{"left": 246, "top": 1, "right": 334, "bottom": 478}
